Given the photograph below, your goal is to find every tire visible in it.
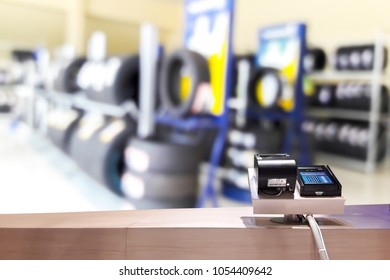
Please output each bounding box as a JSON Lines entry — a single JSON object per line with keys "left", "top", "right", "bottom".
{"left": 247, "top": 67, "right": 282, "bottom": 110}
{"left": 68, "top": 114, "right": 108, "bottom": 170}
{"left": 125, "top": 138, "right": 205, "bottom": 174}
{"left": 46, "top": 108, "right": 82, "bottom": 153}
{"left": 80, "top": 55, "right": 140, "bottom": 105}
{"left": 304, "top": 48, "right": 327, "bottom": 73}
{"left": 226, "top": 121, "right": 284, "bottom": 151}
{"left": 334, "top": 82, "right": 348, "bottom": 108}
{"left": 336, "top": 45, "right": 387, "bottom": 71}
{"left": 359, "top": 85, "right": 389, "bottom": 112}
{"left": 159, "top": 48, "right": 210, "bottom": 117}
{"left": 69, "top": 117, "right": 135, "bottom": 195}
{"left": 53, "top": 57, "right": 86, "bottom": 93}
{"left": 121, "top": 170, "right": 198, "bottom": 200}
{"left": 112, "top": 55, "right": 140, "bottom": 105}
{"left": 0, "top": 105, "right": 11, "bottom": 113}
{"left": 312, "top": 84, "right": 336, "bottom": 107}
{"left": 359, "top": 45, "right": 387, "bottom": 70}
{"left": 335, "top": 48, "right": 350, "bottom": 70}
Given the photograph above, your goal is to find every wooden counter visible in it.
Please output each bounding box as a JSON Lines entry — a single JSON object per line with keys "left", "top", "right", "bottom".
{"left": 0, "top": 204, "right": 389, "bottom": 260}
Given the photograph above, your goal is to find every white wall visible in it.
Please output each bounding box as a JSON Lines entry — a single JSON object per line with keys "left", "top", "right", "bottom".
{"left": 234, "top": 0, "right": 390, "bottom": 54}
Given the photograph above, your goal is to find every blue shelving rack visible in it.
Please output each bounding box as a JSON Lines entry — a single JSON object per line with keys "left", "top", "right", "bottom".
{"left": 247, "top": 22, "right": 311, "bottom": 165}
{"left": 155, "top": 0, "right": 235, "bottom": 208}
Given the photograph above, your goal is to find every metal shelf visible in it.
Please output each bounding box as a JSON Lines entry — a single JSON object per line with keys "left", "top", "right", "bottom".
{"left": 36, "top": 89, "right": 138, "bottom": 119}
{"left": 72, "top": 98, "right": 136, "bottom": 119}
{"left": 306, "top": 32, "right": 390, "bottom": 172}
{"left": 306, "top": 71, "right": 388, "bottom": 83}
{"left": 306, "top": 108, "right": 389, "bottom": 122}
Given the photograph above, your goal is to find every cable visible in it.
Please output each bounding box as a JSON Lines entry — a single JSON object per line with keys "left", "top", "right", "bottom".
{"left": 305, "top": 214, "right": 329, "bottom": 260}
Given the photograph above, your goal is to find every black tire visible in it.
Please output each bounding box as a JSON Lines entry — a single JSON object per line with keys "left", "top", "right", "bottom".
{"left": 46, "top": 108, "right": 82, "bottom": 153}
{"left": 81, "top": 55, "right": 140, "bottom": 105}
{"left": 68, "top": 114, "right": 108, "bottom": 170}
{"left": 121, "top": 170, "right": 198, "bottom": 200}
{"left": 247, "top": 67, "right": 282, "bottom": 110}
{"left": 360, "top": 45, "right": 387, "bottom": 70}
{"left": 304, "top": 48, "right": 327, "bottom": 73}
{"left": 53, "top": 57, "right": 87, "bottom": 93}
{"left": 313, "top": 84, "right": 336, "bottom": 107}
{"left": 0, "top": 105, "right": 11, "bottom": 113}
{"left": 159, "top": 48, "right": 210, "bottom": 117}
{"left": 334, "top": 83, "right": 349, "bottom": 108}
{"left": 125, "top": 138, "right": 205, "bottom": 174}
{"left": 336, "top": 45, "right": 387, "bottom": 71}
{"left": 349, "top": 49, "right": 362, "bottom": 69}
{"left": 113, "top": 55, "right": 140, "bottom": 105}
{"left": 226, "top": 121, "right": 284, "bottom": 151}
{"left": 100, "top": 55, "right": 140, "bottom": 105}
{"left": 361, "top": 84, "right": 389, "bottom": 112}
{"left": 69, "top": 117, "right": 135, "bottom": 195}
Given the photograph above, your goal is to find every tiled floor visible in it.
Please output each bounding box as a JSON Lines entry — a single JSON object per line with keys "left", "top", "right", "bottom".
{"left": 0, "top": 114, "right": 389, "bottom": 214}
{"left": 0, "top": 115, "right": 135, "bottom": 214}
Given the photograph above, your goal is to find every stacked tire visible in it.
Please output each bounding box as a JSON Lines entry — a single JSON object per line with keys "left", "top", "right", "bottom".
{"left": 118, "top": 48, "right": 214, "bottom": 209}
{"left": 52, "top": 57, "right": 86, "bottom": 94}
{"left": 335, "top": 44, "right": 387, "bottom": 71}
{"left": 122, "top": 137, "right": 206, "bottom": 209}
{"left": 306, "top": 84, "right": 336, "bottom": 108}
{"left": 68, "top": 115, "right": 135, "bottom": 194}
{"left": 334, "top": 83, "right": 389, "bottom": 112}
{"left": 302, "top": 119, "right": 386, "bottom": 162}
{"left": 304, "top": 48, "right": 327, "bottom": 73}
{"left": 307, "top": 82, "right": 389, "bottom": 112}
{"left": 60, "top": 52, "right": 142, "bottom": 195}
{"left": 221, "top": 120, "right": 284, "bottom": 203}
{"left": 77, "top": 55, "right": 140, "bottom": 105}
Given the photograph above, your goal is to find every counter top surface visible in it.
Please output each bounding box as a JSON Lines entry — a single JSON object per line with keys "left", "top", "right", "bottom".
{"left": 0, "top": 204, "right": 389, "bottom": 229}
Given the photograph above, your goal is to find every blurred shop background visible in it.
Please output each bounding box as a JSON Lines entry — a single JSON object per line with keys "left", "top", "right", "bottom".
{"left": 0, "top": 0, "right": 389, "bottom": 213}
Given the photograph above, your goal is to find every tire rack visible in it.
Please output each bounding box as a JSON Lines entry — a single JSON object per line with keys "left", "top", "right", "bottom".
{"left": 305, "top": 32, "right": 390, "bottom": 172}
{"left": 227, "top": 24, "right": 311, "bottom": 168}
{"left": 227, "top": 76, "right": 312, "bottom": 166}
{"left": 22, "top": 87, "right": 227, "bottom": 208}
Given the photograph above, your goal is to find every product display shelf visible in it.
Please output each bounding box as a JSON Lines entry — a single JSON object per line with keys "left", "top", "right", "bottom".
{"left": 305, "top": 32, "right": 390, "bottom": 172}
{"left": 38, "top": 89, "right": 137, "bottom": 119}
{"left": 306, "top": 71, "right": 389, "bottom": 83}
{"left": 306, "top": 108, "right": 389, "bottom": 122}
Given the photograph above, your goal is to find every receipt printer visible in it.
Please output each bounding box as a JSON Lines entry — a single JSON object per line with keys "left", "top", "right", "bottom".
{"left": 254, "top": 153, "right": 297, "bottom": 193}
